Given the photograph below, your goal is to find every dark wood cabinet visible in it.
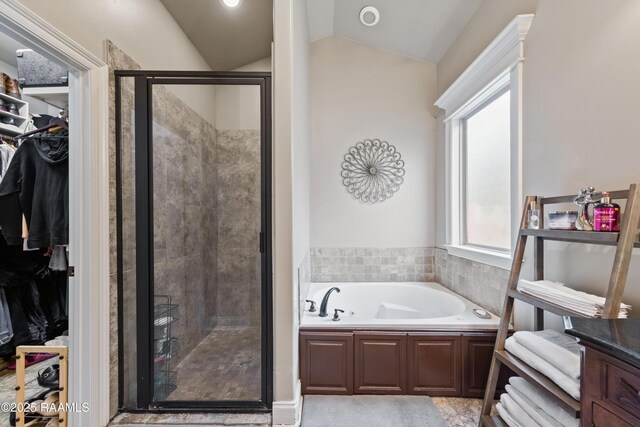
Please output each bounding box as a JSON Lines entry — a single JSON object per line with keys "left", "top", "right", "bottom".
{"left": 354, "top": 332, "right": 406, "bottom": 394}
{"left": 300, "top": 331, "right": 353, "bottom": 394}
{"left": 581, "top": 345, "right": 640, "bottom": 427}
{"left": 300, "top": 329, "right": 500, "bottom": 397}
{"left": 407, "top": 333, "right": 461, "bottom": 396}
{"left": 462, "top": 334, "right": 511, "bottom": 398}
{"left": 462, "top": 334, "right": 493, "bottom": 398}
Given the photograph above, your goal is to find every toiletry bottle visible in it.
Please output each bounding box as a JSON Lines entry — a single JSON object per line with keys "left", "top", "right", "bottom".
{"left": 528, "top": 201, "right": 540, "bottom": 230}
{"left": 594, "top": 192, "right": 620, "bottom": 232}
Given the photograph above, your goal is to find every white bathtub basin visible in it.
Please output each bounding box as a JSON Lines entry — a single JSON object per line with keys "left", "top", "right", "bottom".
{"left": 301, "top": 282, "right": 500, "bottom": 329}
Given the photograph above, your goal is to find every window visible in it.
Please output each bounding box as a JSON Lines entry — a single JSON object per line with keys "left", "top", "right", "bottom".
{"left": 435, "top": 14, "right": 533, "bottom": 269}
{"left": 463, "top": 89, "right": 511, "bottom": 251}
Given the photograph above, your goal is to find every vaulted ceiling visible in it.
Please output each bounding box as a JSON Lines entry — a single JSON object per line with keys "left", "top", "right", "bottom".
{"left": 306, "top": 0, "right": 484, "bottom": 64}
{"left": 160, "top": 0, "right": 273, "bottom": 71}
{"left": 159, "top": 0, "right": 482, "bottom": 70}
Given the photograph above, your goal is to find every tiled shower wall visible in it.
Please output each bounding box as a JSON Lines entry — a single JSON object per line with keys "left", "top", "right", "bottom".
{"left": 310, "top": 247, "right": 435, "bottom": 282}
{"left": 434, "top": 247, "right": 510, "bottom": 315}
{"left": 108, "top": 41, "right": 218, "bottom": 406}
{"left": 214, "top": 129, "right": 261, "bottom": 327}
{"left": 108, "top": 42, "right": 262, "bottom": 409}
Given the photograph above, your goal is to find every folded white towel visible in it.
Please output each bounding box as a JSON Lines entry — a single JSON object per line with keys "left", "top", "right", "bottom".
{"left": 496, "top": 402, "right": 521, "bottom": 427}
{"left": 517, "top": 287, "right": 628, "bottom": 317}
{"left": 517, "top": 280, "right": 630, "bottom": 318}
{"left": 506, "top": 385, "right": 561, "bottom": 427}
{"left": 505, "top": 337, "right": 580, "bottom": 400}
{"left": 501, "top": 393, "right": 541, "bottom": 427}
{"left": 496, "top": 402, "right": 522, "bottom": 427}
{"left": 513, "top": 330, "right": 581, "bottom": 380}
{"left": 510, "top": 377, "right": 579, "bottom": 427}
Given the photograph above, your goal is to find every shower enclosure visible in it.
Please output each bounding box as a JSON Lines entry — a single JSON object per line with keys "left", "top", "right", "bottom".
{"left": 115, "top": 71, "right": 272, "bottom": 411}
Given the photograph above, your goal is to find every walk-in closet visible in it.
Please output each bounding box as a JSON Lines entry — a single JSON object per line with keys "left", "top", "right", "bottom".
{"left": 0, "top": 29, "right": 71, "bottom": 427}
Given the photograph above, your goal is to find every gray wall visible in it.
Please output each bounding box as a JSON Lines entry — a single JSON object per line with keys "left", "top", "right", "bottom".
{"left": 309, "top": 37, "right": 437, "bottom": 248}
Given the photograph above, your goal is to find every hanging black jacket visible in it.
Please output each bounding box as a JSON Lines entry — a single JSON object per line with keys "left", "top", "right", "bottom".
{"left": 0, "top": 132, "right": 68, "bottom": 248}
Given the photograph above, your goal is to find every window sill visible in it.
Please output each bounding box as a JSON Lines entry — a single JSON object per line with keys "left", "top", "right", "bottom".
{"left": 443, "top": 244, "right": 513, "bottom": 270}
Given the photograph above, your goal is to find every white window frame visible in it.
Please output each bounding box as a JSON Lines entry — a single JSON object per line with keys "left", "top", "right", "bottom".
{"left": 435, "top": 14, "right": 534, "bottom": 270}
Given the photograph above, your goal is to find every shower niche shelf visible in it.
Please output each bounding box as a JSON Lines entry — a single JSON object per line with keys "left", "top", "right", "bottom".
{"left": 154, "top": 295, "right": 179, "bottom": 401}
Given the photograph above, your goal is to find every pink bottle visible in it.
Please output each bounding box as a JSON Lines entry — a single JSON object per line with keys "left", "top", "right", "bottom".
{"left": 594, "top": 192, "right": 620, "bottom": 232}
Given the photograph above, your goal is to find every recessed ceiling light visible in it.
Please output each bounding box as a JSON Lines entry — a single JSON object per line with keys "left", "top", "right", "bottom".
{"left": 359, "top": 6, "right": 380, "bottom": 27}
{"left": 221, "top": 0, "right": 241, "bottom": 8}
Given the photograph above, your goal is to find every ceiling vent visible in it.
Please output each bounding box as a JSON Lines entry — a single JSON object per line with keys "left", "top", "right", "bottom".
{"left": 359, "top": 6, "right": 380, "bottom": 27}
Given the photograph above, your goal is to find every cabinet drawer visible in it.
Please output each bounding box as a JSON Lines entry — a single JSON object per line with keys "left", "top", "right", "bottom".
{"left": 605, "top": 362, "right": 640, "bottom": 419}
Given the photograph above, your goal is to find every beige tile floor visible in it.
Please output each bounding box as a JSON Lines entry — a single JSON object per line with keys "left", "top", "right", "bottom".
{"left": 432, "top": 397, "right": 483, "bottom": 427}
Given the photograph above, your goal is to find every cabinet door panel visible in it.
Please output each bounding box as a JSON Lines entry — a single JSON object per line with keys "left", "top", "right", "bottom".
{"left": 354, "top": 332, "right": 406, "bottom": 394}
{"left": 300, "top": 332, "right": 353, "bottom": 394}
{"left": 593, "top": 403, "right": 633, "bottom": 427}
{"left": 407, "top": 334, "right": 461, "bottom": 396}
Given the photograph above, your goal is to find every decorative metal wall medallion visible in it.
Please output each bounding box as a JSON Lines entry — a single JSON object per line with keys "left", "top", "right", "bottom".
{"left": 341, "top": 139, "right": 405, "bottom": 203}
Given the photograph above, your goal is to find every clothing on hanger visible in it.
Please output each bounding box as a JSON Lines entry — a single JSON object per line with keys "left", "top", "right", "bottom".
{"left": 0, "top": 141, "right": 16, "bottom": 182}
{"left": 0, "top": 130, "right": 69, "bottom": 248}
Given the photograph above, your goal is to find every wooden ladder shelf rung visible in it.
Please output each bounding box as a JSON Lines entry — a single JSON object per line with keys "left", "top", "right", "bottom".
{"left": 478, "top": 184, "right": 640, "bottom": 427}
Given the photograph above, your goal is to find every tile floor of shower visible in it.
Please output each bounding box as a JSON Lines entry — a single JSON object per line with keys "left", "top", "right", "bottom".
{"left": 166, "top": 326, "right": 261, "bottom": 401}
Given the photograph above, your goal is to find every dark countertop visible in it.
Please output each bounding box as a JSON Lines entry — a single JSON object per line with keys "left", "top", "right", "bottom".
{"left": 564, "top": 317, "right": 640, "bottom": 368}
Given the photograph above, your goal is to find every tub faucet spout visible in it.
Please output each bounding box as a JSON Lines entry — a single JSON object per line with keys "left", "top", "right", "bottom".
{"left": 319, "top": 287, "right": 341, "bottom": 317}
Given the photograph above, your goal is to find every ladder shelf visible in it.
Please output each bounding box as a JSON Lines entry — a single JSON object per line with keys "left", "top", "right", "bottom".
{"left": 479, "top": 184, "right": 640, "bottom": 426}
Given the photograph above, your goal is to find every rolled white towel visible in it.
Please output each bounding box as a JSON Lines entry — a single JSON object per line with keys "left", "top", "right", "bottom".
{"left": 505, "top": 336, "right": 580, "bottom": 400}
{"left": 496, "top": 401, "right": 522, "bottom": 427}
{"left": 506, "top": 384, "right": 560, "bottom": 427}
{"left": 510, "top": 377, "right": 579, "bottom": 427}
{"left": 513, "top": 330, "right": 581, "bottom": 380}
{"left": 501, "top": 393, "right": 542, "bottom": 427}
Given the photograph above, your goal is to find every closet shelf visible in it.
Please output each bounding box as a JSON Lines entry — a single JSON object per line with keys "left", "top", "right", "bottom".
{"left": 0, "top": 92, "right": 27, "bottom": 106}
{"left": 0, "top": 109, "right": 27, "bottom": 122}
{"left": 507, "top": 289, "right": 591, "bottom": 319}
{"left": 0, "top": 122, "right": 22, "bottom": 136}
{"left": 494, "top": 350, "right": 581, "bottom": 417}
{"left": 520, "top": 228, "right": 640, "bottom": 247}
{"left": 480, "top": 415, "right": 507, "bottom": 427}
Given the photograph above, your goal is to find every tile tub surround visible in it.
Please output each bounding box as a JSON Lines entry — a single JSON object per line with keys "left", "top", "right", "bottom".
{"left": 434, "top": 247, "right": 509, "bottom": 315}
{"left": 310, "top": 247, "right": 434, "bottom": 283}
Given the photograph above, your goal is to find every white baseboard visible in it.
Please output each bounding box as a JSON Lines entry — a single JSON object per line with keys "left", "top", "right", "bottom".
{"left": 272, "top": 380, "right": 302, "bottom": 426}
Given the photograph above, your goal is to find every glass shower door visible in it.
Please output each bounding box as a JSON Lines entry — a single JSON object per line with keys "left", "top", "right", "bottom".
{"left": 116, "top": 72, "right": 272, "bottom": 411}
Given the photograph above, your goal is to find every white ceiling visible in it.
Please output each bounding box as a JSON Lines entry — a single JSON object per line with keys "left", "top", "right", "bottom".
{"left": 306, "top": 0, "right": 484, "bottom": 64}
{"left": 161, "top": 0, "right": 273, "bottom": 71}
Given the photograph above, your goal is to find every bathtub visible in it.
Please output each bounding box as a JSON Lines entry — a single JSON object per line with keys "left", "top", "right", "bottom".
{"left": 300, "top": 282, "right": 503, "bottom": 397}
{"left": 301, "top": 282, "right": 500, "bottom": 329}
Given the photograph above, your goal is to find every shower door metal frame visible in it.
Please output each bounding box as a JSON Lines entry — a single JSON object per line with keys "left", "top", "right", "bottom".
{"left": 115, "top": 70, "right": 273, "bottom": 412}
